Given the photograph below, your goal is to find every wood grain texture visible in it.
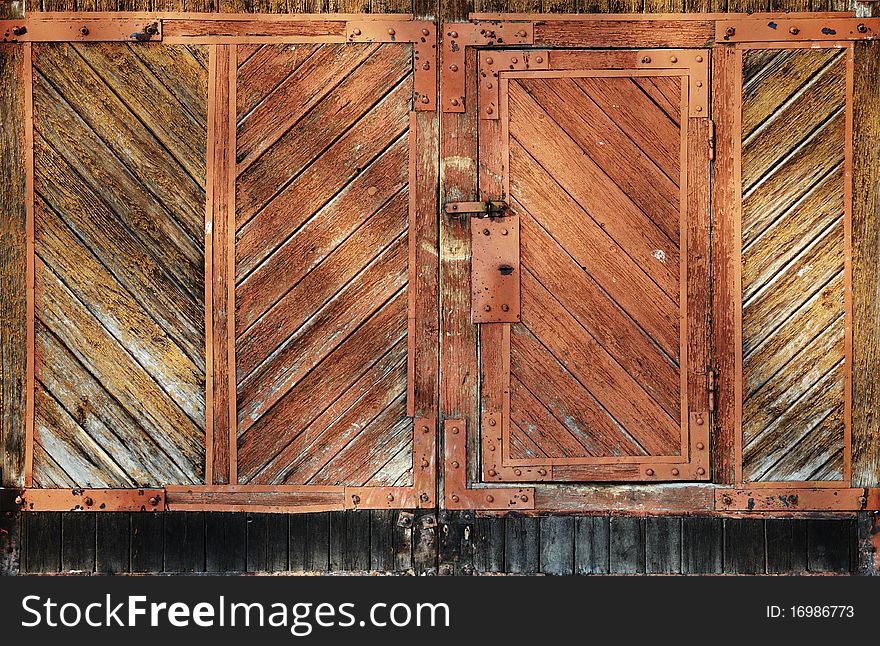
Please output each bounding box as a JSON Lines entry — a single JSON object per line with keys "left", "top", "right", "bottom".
{"left": 31, "top": 43, "right": 207, "bottom": 487}
{"left": 741, "top": 46, "right": 848, "bottom": 483}
{"left": 234, "top": 43, "right": 422, "bottom": 489}
{"left": 0, "top": 40, "right": 26, "bottom": 487}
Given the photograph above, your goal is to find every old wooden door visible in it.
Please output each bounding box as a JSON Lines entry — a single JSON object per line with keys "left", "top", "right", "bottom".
{"left": 473, "top": 49, "right": 712, "bottom": 483}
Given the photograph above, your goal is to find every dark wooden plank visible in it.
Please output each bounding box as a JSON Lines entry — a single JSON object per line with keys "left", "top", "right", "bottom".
{"left": 474, "top": 515, "right": 505, "bottom": 574}
{"left": 853, "top": 38, "right": 880, "bottom": 488}
{"left": 609, "top": 516, "right": 645, "bottom": 574}
{"left": 246, "top": 513, "right": 270, "bottom": 573}
{"left": 206, "top": 512, "right": 246, "bottom": 572}
{"left": 504, "top": 515, "right": 540, "bottom": 574}
{"left": 0, "top": 39, "right": 26, "bottom": 489}
{"left": 164, "top": 512, "right": 205, "bottom": 573}
{"left": 329, "top": 511, "right": 346, "bottom": 572}
{"left": 574, "top": 516, "right": 610, "bottom": 575}
{"left": 0, "top": 511, "right": 22, "bottom": 575}
{"left": 807, "top": 519, "right": 852, "bottom": 573}
{"left": 305, "top": 512, "right": 330, "bottom": 572}
{"left": 724, "top": 518, "right": 766, "bottom": 574}
{"left": 26, "top": 512, "right": 60, "bottom": 573}
{"left": 540, "top": 515, "right": 575, "bottom": 575}
{"left": 370, "top": 509, "right": 394, "bottom": 572}
{"left": 393, "top": 511, "right": 414, "bottom": 572}
{"left": 96, "top": 513, "right": 130, "bottom": 574}
{"left": 289, "top": 513, "right": 306, "bottom": 572}
{"left": 645, "top": 517, "right": 681, "bottom": 574}
{"left": 61, "top": 512, "right": 96, "bottom": 573}
{"left": 856, "top": 512, "right": 879, "bottom": 576}
{"left": 413, "top": 510, "right": 438, "bottom": 575}
{"left": 130, "top": 513, "right": 164, "bottom": 573}
{"left": 766, "top": 518, "right": 807, "bottom": 574}
{"left": 265, "top": 513, "right": 289, "bottom": 572}
{"left": 682, "top": 517, "right": 722, "bottom": 574}
{"left": 345, "top": 510, "right": 371, "bottom": 572}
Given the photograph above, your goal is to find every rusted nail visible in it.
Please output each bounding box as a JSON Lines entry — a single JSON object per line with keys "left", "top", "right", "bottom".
{"left": 517, "top": 29, "right": 527, "bottom": 37}
{"left": 501, "top": 228, "right": 509, "bottom": 235}
{"left": 450, "top": 30, "right": 459, "bottom": 39}
{"left": 420, "top": 493, "right": 430, "bottom": 502}
{"left": 489, "top": 418, "right": 497, "bottom": 426}
{"left": 420, "top": 96, "right": 430, "bottom": 104}
{"left": 451, "top": 98, "right": 460, "bottom": 106}
{"left": 697, "top": 467, "right": 706, "bottom": 476}
{"left": 671, "top": 468, "right": 680, "bottom": 476}
{"left": 670, "top": 55, "right": 678, "bottom": 63}
{"left": 422, "top": 62, "right": 431, "bottom": 71}
{"left": 789, "top": 27, "right": 800, "bottom": 35}
{"left": 641, "top": 56, "right": 651, "bottom": 64}
{"left": 451, "top": 494, "right": 460, "bottom": 503}
{"left": 514, "top": 469, "right": 522, "bottom": 476}
{"left": 726, "top": 27, "right": 736, "bottom": 37}
{"left": 696, "top": 415, "right": 704, "bottom": 426}
{"left": 352, "top": 494, "right": 361, "bottom": 504}
{"left": 388, "top": 28, "right": 396, "bottom": 36}
{"left": 149, "top": 496, "right": 160, "bottom": 506}
{"left": 511, "top": 57, "right": 518, "bottom": 64}
{"left": 422, "top": 28, "right": 431, "bottom": 36}
{"left": 696, "top": 442, "right": 705, "bottom": 450}
{"left": 80, "top": 26, "right": 90, "bottom": 36}
{"left": 501, "top": 304, "right": 510, "bottom": 312}
{"left": 696, "top": 81, "right": 703, "bottom": 88}
{"left": 695, "top": 55, "right": 703, "bottom": 63}
{"left": 488, "top": 469, "right": 497, "bottom": 476}
{"left": 14, "top": 496, "right": 23, "bottom": 506}
{"left": 452, "top": 426, "right": 460, "bottom": 434}
{"left": 485, "top": 57, "right": 494, "bottom": 65}
{"left": 84, "top": 497, "right": 94, "bottom": 507}
{"left": 421, "top": 457, "right": 429, "bottom": 468}
{"left": 483, "top": 304, "right": 491, "bottom": 312}
{"left": 483, "top": 228, "right": 490, "bottom": 235}
{"left": 452, "top": 461, "right": 460, "bottom": 469}
{"left": 696, "top": 106, "right": 703, "bottom": 113}
{"left": 535, "top": 56, "right": 543, "bottom": 63}
{"left": 537, "top": 469, "right": 547, "bottom": 476}
{"left": 486, "top": 495, "right": 495, "bottom": 503}
{"left": 645, "top": 468, "right": 655, "bottom": 476}
{"left": 387, "top": 493, "right": 394, "bottom": 502}
{"left": 449, "top": 64, "right": 459, "bottom": 72}
{"left": 422, "top": 424, "right": 430, "bottom": 433}
{"left": 858, "top": 23, "right": 868, "bottom": 34}
{"left": 520, "top": 495, "right": 529, "bottom": 503}
{"left": 486, "top": 82, "right": 493, "bottom": 89}
{"left": 859, "top": 496, "right": 868, "bottom": 506}
{"left": 353, "top": 28, "right": 362, "bottom": 36}
{"left": 721, "top": 494, "right": 732, "bottom": 505}
{"left": 486, "top": 107, "right": 494, "bottom": 115}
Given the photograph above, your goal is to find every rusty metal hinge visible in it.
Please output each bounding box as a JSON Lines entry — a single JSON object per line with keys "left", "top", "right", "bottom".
{"left": 708, "top": 120, "right": 715, "bottom": 162}
{"left": 707, "top": 368, "right": 716, "bottom": 413}
{"left": 444, "top": 200, "right": 508, "bottom": 217}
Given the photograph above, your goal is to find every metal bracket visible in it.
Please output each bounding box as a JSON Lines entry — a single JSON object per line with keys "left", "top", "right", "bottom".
{"left": 716, "top": 487, "right": 880, "bottom": 512}
{"left": 445, "top": 200, "right": 507, "bottom": 216}
{"left": 0, "top": 17, "right": 162, "bottom": 43}
{"left": 471, "top": 212, "right": 520, "bottom": 323}
{"left": 479, "top": 50, "right": 548, "bottom": 119}
{"left": 442, "top": 21, "right": 534, "bottom": 113}
{"left": 443, "top": 418, "right": 535, "bottom": 510}
{"left": 636, "top": 49, "right": 709, "bottom": 118}
{"left": 717, "top": 17, "right": 880, "bottom": 43}
{"left": 481, "top": 412, "right": 553, "bottom": 482}
{"left": 346, "top": 19, "right": 437, "bottom": 111}
{"left": 16, "top": 488, "right": 165, "bottom": 512}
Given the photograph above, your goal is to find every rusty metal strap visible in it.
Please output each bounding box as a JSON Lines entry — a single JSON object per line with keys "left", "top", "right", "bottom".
{"left": 717, "top": 17, "right": 880, "bottom": 43}
{"left": 0, "top": 18, "right": 162, "bottom": 43}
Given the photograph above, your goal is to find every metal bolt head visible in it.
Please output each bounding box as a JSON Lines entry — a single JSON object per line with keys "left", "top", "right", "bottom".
{"left": 645, "top": 468, "right": 655, "bottom": 476}
{"left": 353, "top": 28, "right": 361, "bottom": 36}
{"left": 514, "top": 468, "right": 522, "bottom": 476}
{"left": 352, "top": 494, "right": 361, "bottom": 504}
{"left": 488, "top": 469, "right": 497, "bottom": 477}
{"left": 696, "top": 442, "right": 705, "bottom": 450}
{"left": 149, "top": 496, "right": 160, "bottom": 506}
{"left": 80, "top": 26, "right": 90, "bottom": 36}
{"left": 726, "top": 27, "right": 736, "bottom": 37}
{"left": 451, "top": 494, "right": 460, "bottom": 503}
{"left": 452, "top": 460, "right": 460, "bottom": 469}
{"left": 420, "top": 493, "right": 430, "bottom": 502}
{"left": 387, "top": 494, "right": 394, "bottom": 502}
{"left": 641, "top": 56, "right": 651, "bottom": 64}
{"left": 696, "top": 415, "right": 704, "bottom": 426}
{"left": 489, "top": 418, "right": 497, "bottom": 426}
{"left": 485, "top": 57, "right": 494, "bottom": 65}
{"left": 422, "top": 424, "right": 430, "bottom": 434}
{"left": 535, "top": 56, "right": 544, "bottom": 64}
{"left": 696, "top": 81, "right": 703, "bottom": 88}
{"left": 722, "top": 494, "right": 732, "bottom": 505}
{"left": 420, "top": 95, "right": 430, "bottom": 104}
{"left": 14, "top": 496, "right": 23, "bottom": 506}
{"left": 486, "top": 107, "right": 494, "bottom": 115}
{"left": 859, "top": 495, "right": 868, "bottom": 506}
{"left": 84, "top": 497, "right": 94, "bottom": 507}
{"left": 858, "top": 23, "right": 868, "bottom": 34}
{"left": 670, "top": 56, "right": 678, "bottom": 63}
{"left": 511, "top": 57, "right": 518, "bottom": 64}
{"left": 696, "top": 106, "right": 703, "bottom": 113}
{"left": 452, "top": 426, "right": 460, "bottom": 434}
{"left": 388, "top": 28, "right": 396, "bottom": 36}
{"left": 537, "top": 469, "right": 547, "bottom": 476}
{"left": 517, "top": 29, "right": 527, "bottom": 37}
{"left": 449, "top": 64, "right": 459, "bottom": 72}
{"left": 486, "top": 495, "right": 495, "bottom": 503}
{"left": 486, "top": 82, "right": 493, "bottom": 89}
{"left": 671, "top": 468, "right": 680, "bottom": 476}
{"left": 450, "top": 31, "right": 459, "bottom": 39}
{"left": 422, "top": 28, "right": 431, "bottom": 36}
{"left": 451, "top": 98, "right": 460, "bottom": 106}
{"left": 695, "top": 55, "right": 703, "bottom": 63}
{"left": 501, "top": 304, "right": 509, "bottom": 312}
{"left": 423, "top": 62, "right": 431, "bottom": 71}
{"left": 697, "top": 467, "right": 706, "bottom": 476}
{"left": 789, "top": 27, "right": 800, "bottom": 35}
{"left": 483, "top": 304, "right": 491, "bottom": 312}
{"left": 520, "top": 495, "right": 529, "bottom": 503}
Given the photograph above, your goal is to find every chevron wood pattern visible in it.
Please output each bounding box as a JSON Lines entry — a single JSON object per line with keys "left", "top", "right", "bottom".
{"left": 234, "top": 43, "right": 416, "bottom": 487}
{"left": 31, "top": 43, "right": 208, "bottom": 487}
{"left": 504, "top": 75, "right": 684, "bottom": 464}
{"left": 741, "top": 46, "right": 850, "bottom": 483}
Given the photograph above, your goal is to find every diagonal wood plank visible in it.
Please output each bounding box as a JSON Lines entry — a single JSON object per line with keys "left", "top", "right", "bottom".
{"left": 509, "top": 80, "right": 680, "bottom": 300}
{"left": 236, "top": 44, "right": 410, "bottom": 224}
{"left": 632, "top": 76, "right": 681, "bottom": 127}
{"left": 236, "top": 43, "right": 321, "bottom": 119}
{"left": 235, "top": 136, "right": 408, "bottom": 336}
{"left": 511, "top": 149, "right": 680, "bottom": 358}
{"left": 520, "top": 77, "right": 680, "bottom": 243}
{"left": 509, "top": 420, "right": 551, "bottom": 461}
{"left": 235, "top": 78, "right": 410, "bottom": 278}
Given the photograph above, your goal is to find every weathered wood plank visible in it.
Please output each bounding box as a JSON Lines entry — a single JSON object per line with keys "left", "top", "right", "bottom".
{"left": 852, "top": 38, "right": 880, "bottom": 488}
{"left": 130, "top": 512, "right": 164, "bottom": 573}
{"left": 682, "top": 516, "right": 722, "bottom": 574}
{"left": 540, "top": 515, "right": 574, "bottom": 575}
{"left": 165, "top": 511, "right": 206, "bottom": 572}
{"left": 609, "top": 516, "right": 644, "bottom": 574}
{"left": 370, "top": 509, "right": 394, "bottom": 572}
{"left": 724, "top": 518, "right": 765, "bottom": 574}
{"left": 26, "top": 512, "right": 60, "bottom": 573}
{"left": 305, "top": 511, "right": 330, "bottom": 572}
{"left": 473, "top": 514, "right": 505, "bottom": 573}
{"left": 766, "top": 518, "right": 807, "bottom": 573}
{"left": 807, "top": 518, "right": 852, "bottom": 572}
{"left": 574, "top": 516, "right": 610, "bottom": 574}
{"left": 206, "top": 511, "right": 246, "bottom": 572}
{"left": 61, "top": 512, "right": 95, "bottom": 573}
{"left": 96, "top": 513, "right": 130, "bottom": 574}
{"left": 505, "top": 514, "right": 539, "bottom": 574}
{"left": 645, "top": 517, "right": 681, "bottom": 573}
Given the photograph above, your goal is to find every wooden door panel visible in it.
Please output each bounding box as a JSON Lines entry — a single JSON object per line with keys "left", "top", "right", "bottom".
{"left": 738, "top": 45, "right": 851, "bottom": 484}
{"left": 31, "top": 43, "right": 208, "bottom": 488}
{"left": 478, "top": 50, "right": 711, "bottom": 483}
{"left": 233, "top": 43, "right": 422, "bottom": 489}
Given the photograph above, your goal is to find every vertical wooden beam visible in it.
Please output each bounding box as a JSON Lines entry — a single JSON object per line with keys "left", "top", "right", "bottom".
{"left": 851, "top": 37, "right": 880, "bottom": 488}
{"left": 0, "top": 8, "right": 27, "bottom": 487}
{"left": 206, "top": 44, "right": 237, "bottom": 485}
{"left": 711, "top": 44, "right": 740, "bottom": 485}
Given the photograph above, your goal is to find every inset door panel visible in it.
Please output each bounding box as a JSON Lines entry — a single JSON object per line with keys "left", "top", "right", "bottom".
{"left": 477, "top": 50, "right": 711, "bottom": 483}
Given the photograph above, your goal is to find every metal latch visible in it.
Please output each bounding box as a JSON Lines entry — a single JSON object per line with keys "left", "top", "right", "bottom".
{"left": 445, "top": 201, "right": 508, "bottom": 216}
